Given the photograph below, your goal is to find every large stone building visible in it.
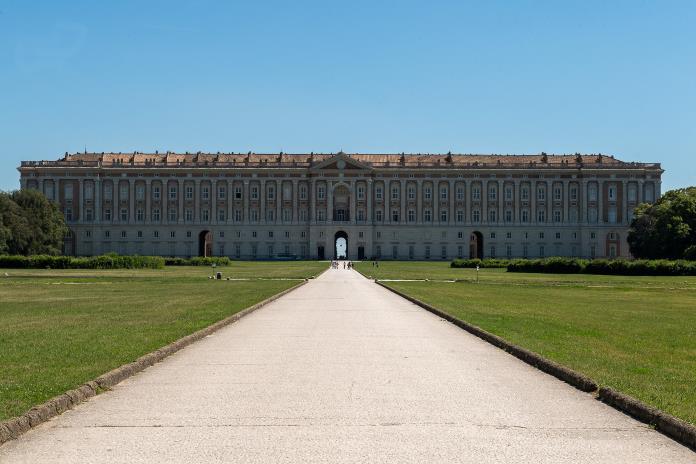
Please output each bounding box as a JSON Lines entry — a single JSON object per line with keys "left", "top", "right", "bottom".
{"left": 18, "top": 152, "right": 662, "bottom": 260}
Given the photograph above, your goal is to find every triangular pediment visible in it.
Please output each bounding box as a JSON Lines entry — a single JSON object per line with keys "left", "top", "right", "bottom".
{"left": 310, "top": 153, "right": 372, "bottom": 171}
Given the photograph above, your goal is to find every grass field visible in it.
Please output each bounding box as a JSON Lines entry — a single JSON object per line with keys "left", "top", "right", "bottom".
{"left": 0, "top": 261, "right": 326, "bottom": 421}
{"left": 355, "top": 261, "right": 696, "bottom": 426}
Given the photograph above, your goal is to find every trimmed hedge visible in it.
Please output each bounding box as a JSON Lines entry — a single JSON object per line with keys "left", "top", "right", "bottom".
{"left": 163, "top": 257, "right": 231, "bottom": 266}
{"left": 450, "top": 258, "right": 511, "bottom": 269}
{"left": 507, "top": 258, "right": 696, "bottom": 276}
{"left": 0, "top": 254, "right": 165, "bottom": 269}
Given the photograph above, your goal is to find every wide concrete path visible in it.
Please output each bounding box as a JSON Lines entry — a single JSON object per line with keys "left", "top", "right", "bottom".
{"left": 1, "top": 269, "right": 694, "bottom": 463}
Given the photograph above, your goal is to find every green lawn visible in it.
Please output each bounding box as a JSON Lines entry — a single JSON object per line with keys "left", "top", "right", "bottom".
{"left": 0, "top": 262, "right": 326, "bottom": 421}
{"left": 356, "top": 261, "right": 696, "bottom": 426}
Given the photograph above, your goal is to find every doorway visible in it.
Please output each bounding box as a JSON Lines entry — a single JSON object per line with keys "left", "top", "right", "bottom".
{"left": 199, "top": 230, "right": 212, "bottom": 257}
{"left": 469, "top": 231, "right": 483, "bottom": 259}
{"left": 334, "top": 230, "right": 348, "bottom": 259}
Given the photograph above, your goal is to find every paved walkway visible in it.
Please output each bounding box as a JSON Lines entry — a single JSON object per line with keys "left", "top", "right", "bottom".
{"left": 1, "top": 269, "right": 694, "bottom": 463}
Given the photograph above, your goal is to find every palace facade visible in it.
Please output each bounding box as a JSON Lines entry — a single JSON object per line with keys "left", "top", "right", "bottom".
{"left": 18, "top": 152, "right": 662, "bottom": 260}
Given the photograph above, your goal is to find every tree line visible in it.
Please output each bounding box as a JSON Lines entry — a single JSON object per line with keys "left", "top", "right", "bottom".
{"left": 0, "top": 190, "right": 67, "bottom": 255}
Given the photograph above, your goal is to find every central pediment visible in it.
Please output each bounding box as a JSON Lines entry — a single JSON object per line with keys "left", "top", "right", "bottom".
{"left": 310, "top": 153, "right": 372, "bottom": 171}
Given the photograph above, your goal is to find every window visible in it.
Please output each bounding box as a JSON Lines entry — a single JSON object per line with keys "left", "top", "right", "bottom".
{"left": 488, "top": 185, "right": 496, "bottom": 201}
{"left": 218, "top": 185, "right": 226, "bottom": 199}
{"left": 456, "top": 210, "right": 464, "bottom": 223}
{"left": 202, "top": 186, "right": 210, "bottom": 200}
{"left": 152, "top": 208, "right": 161, "bottom": 221}
{"left": 153, "top": 230, "right": 159, "bottom": 238}
{"left": 300, "top": 185, "right": 307, "bottom": 200}
{"left": 408, "top": 186, "right": 416, "bottom": 200}
{"left": 85, "top": 208, "right": 93, "bottom": 221}
{"left": 488, "top": 210, "right": 496, "bottom": 223}
{"left": 64, "top": 207, "right": 73, "bottom": 221}
{"left": 186, "top": 231, "right": 192, "bottom": 238}
{"left": 83, "top": 184, "right": 94, "bottom": 200}
{"left": 440, "top": 210, "right": 448, "bottom": 222}
{"left": 266, "top": 209, "right": 274, "bottom": 222}
{"left": 235, "top": 186, "right": 242, "bottom": 199}
{"left": 539, "top": 245, "right": 545, "bottom": 258}
{"left": 490, "top": 246, "right": 496, "bottom": 258}
{"left": 376, "top": 210, "right": 383, "bottom": 222}
{"left": 490, "top": 232, "right": 496, "bottom": 239}
{"left": 588, "top": 208, "right": 598, "bottom": 223}
{"left": 392, "top": 245, "right": 398, "bottom": 259}
{"left": 608, "top": 185, "right": 616, "bottom": 201}
{"left": 317, "top": 186, "right": 325, "bottom": 200}
{"left": 425, "top": 246, "right": 430, "bottom": 259}
{"left": 522, "top": 244, "right": 528, "bottom": 258}
{"left": 391, "top": 209, "right": 399, "bottom": 222}
{"left": 317, "top": 209, "right": 325, "bottom": 221}
{"left": 570, "top": 186, "right": 578, "bottom": 201}
{"left": 506, "top": 232, "right": 512, "bottom": 239}
{"left": 457, "top": 245, "right": 463, "bottom": 258}
{"left": 588, "top": 184, "right": 598, "bottom": 202}
{"left": 441, "top": 246, "right": 447, "bottom": 259}
{"left": 521, "top": 187, "right": 529, "bottom": 201}
{"left": 376, "top": 186, "right": 383, "bottom": 200}
{"left": 153, "top": 186, "right": 160, "bottom": 200}
{"left": 506, "top": 244, "right": 512, "bottom": 258}
{"left": 424, "top": 186, "right": 432, "bottom": 200}
{"left": 608, "top": 207, "right": 617, "bottom": 224}
{"left": 65, "top": 184, "right": 74, "bottom": 201}
{"left": 120, "top": 184, "right": 129, "bottom": 200}
{"left": 408, "top": 209, "right": 416, "bottom": 222}
{"left": 104, "top": 184, "right": 113, "bottom": 200}
{"left": 136, "top": 208, "right": 144, "bottom": 221}
{"left": 169, "top": 186, "right": 177, "bottom": 200}
{"left": 268, "top": 230, "right": 274, "bottom": 239}
{"left": 120, "top": 208, "right": 128, "bottom": 222}
{"left": 104, "top": 230, "right": 110, "bottom": 239}
{"left": 135, "top": 185, "right": 144, "bottom": 200}
{"left": 505, "top": 187, "right": 512, "bottom": 201}
{"left": 628, "top": 184, "right": 637, "bottom": 202}
{"left": 456, "top": 186, "right": 464, "bottom": 200}
{"left": 252, "top": 231, "right": 257, "bottom": 238}
{"left": 391, "top": 186, "right": 399, "bottom": 200}
{"left": 537, "top": 210, "right": 545, "bottom": 223}
{"left": 553, "top": 210, "right": 561, "bottom": 223}
{"left": 539, "top": 232, "right": 545, "bottom": 239}
{"left": 202, "top": 209, "right": 210, "bottom": 222}
{"left": 440, "top": 186, "right": 448, "bottom": 200}
{"left": 283, "top": 209, "right": 291, "bottom": 222}
{"left": 409, "top": 245, "right": 415, "bottom": 260}
{"left": 137, "top": 230, "right": 143, "bottom": 238}
{"left": 424, "top": 209, "right": 432, "bottom": 222}
{"left": 358, "top": 185, "right": 365, "bottom": 200}
{"left": 121, "top": 230, "right": 127, "bottom": 238}
{"left": 218, "top": 231, "right": 225, "bottom": 239}
{"left": 170, "top": 231, "right": 176, "bottom": 238}
{"left": 555, "top": 232, "right": 561, "bottom": 239}
{"left": 472, "top": 209, "right": 480, "bottom": 223}
{"left": 472, "top": 186, "right": 481, "bottom": 201}
{"left": 554, "top": 187, "right": 562, "bottom": 201}
{"left": 521, "top": 210, "right": 529, "bottom": 223}
{"left": 185, "top": 186, "right": 193, "bottom": 200}
{"left": 251, "top": 186, "right": 259, "bottom": 200}
{"left": 168, "top": 209, "right": 176, "bottom": 222}
{"left": 267, "top": 185, "right": 275, "bottom": 200}
{"left": 505, "top": 210, "right": 512, "bottom": 223}
{"left": 185, "top": 209, "right": 193, "bottom": 222}
{"left": 218, "top": 209, "right": 226, "bottom": 221}
{"left": 590, "top": 231, "right": 597, "bottom": 239}
{"left": 299, "top": 209, "right": 307, "bottom": 221}
{"left": 458, "top": 231, "right": 463, "bottom": 239}
{"left": 537, "top": 186, "right": 545, "bottom": 201}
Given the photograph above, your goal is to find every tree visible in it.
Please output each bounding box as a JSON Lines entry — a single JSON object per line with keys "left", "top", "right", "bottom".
{"left": 628, "top": 187, "right": 696, "bottom": 259}
{"left": 0, "top": 189, "right": 67, "bottom": 255}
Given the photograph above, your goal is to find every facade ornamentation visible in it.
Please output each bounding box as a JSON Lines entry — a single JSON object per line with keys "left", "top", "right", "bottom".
{"left": 18, "top": 152, "right": 663, "bottom": 260}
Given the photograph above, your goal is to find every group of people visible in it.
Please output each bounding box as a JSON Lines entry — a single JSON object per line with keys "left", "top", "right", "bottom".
{"left": 330, "top": 260, "right": 354, "bottom": 270}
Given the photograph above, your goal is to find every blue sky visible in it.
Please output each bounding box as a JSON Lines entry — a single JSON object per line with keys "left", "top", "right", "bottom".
{"left": 1, "top": 0, "right": 694, "bottom": 191}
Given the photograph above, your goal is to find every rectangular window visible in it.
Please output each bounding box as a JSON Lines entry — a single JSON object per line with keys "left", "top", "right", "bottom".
{"left": 488, "top": 186, "right": 496, "bottom": 201}
{"left": 234, "top": 210, "right": 242, "bottom": 222}
{"left": 391, "top": 209, "right": 399, "bottom": 222}
{"left": 121, "top": 230, "right": 127, "bottom": 238}
{"left": 472, "top": 209, "right": 480, "bottom": 223}
{"left": 488, "top": 210, "right": 496, "bottom": 223}
{"left": 391, "top": 186, "right": 399, "bottom": 200}
{"left": 554, "top": 187, "right": 562, "bottom": 201}
{"left": 553, "top": 210, "right": 561, "bottom": 222}
{"left": 505, "top": 210, "right": 512, "bottom": 223}
{"left": 136, "top": 185, "right": 144, "bottom": 200}
{"left": 120, "top": 185, "right": 129, "bottom": 200}
{"left": 521, "top": 187, "right": 529, "bottom": 201}
{"left": 153, "top": 230, "right": 159, "bottom": 238}
{"left": 608, "top": 186, "right": 616, "bottom": 201}
{"left": 104, "top": 230, "right": 110, "bottom": 239}
{"left": 357, "top": 186, "right": 365, "bottom": 200}
{"left": 424, "top": 209, "right": 432, "bottom": 222}
{"left": 456, "top": 187, "right": 464, "bottom": 200}
{"left": 424, "top": 246, "right": 430, "bottom": 259}
{"left": 408, "top": 209, "right": 415, "bottom": 222}
{"left": 456, "top": 210, "right": 464, "bottom": 223}
{"left": 152, "top": 208, "right": 160, "bottom": 222}
{"left": 137, "top": 230, "right": 143, "bottom": 238}
{"left": 168, "top": 209, "right": 176, "bottom": 222}
{"left": 537, "top": 186, "right": 545, "bottom": 201}
{"left": 440, "top": 187, "right": 448, "bottom": 200}
{"left": 235, "top": 186, "right": 242, "bottom": 199}
{"left": 408, "top": 186, "right": 416, "bottom": 200}
{"left": 202, "top": 209, "right": 210, "bottom": 222}
{"left": 521, "top": 210, "right": 529, "bottom": 223}
{"left": 441, "top": 246, "right": 447, "bottom": 259}
{"left": 505, "top": 187, "right": 512, "bottom": 201}
{"left": 440, "top": 210, "right": 448, "bottom": 222}
{"left": 104, "top": 184, "right": 113, "bottom": 200}
{"left": 218, "top": 185, "right": 226, "bottom": 199}
{"left": 64, "top": 207, "right": 73, "bottom": 221}
{"left": 300, "top": 185, "right": 307, "bottom": 200}
{"left": 169, "top": 186, "right": 177, "bottom": 200}
{"left": 170, "top": 231, "right": 176, "bottom": 238}
{"left": 153, "top": 186, "right": 160, "bottom": 200}
{"left": 185, "top": 186, "right": 193, "bottom": 200}
{"left": 202, "top": 187, "right": 210, "bottom": 200}
{"left": 376, "top": 210, "right": 383, "bottom": 222}
{"left": 251, "top": 186, "right": 258, "bottom": 200}
{"left": 65, "top": 184, "right": 74, "bottom": 201}
{"left": 317, "top": 186, "right": 325, "bottom": 200}
{"left": 185, "top": 209, "right": 193, "bottom": 222}
{"left": 267, "top": 185, "right": 275, "bottom": 200}
{"left": 120, "top": 208, "right": 128, "bottom": 222}
{"left": 472, "top": 186, "right": 481, "bottom": 201}
{"left": 570, "top": 186, "right": 578, "bottom": 201}
{"left": 218, "top": 209, "right": 225, "bottom": 221}
{"left": 357, "top": 209, "right": 365, "bottom": 221}
{"left": 136, "top": 209, "right": 144, "bottom": 221}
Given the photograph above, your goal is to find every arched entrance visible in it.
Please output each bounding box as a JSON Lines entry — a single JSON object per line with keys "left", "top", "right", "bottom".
{"left": 335, "top": 230, "right": 348, "bottom": 259}
{"left": 469, "top": 231, "right": 483, "bottom": 259}
{"left": 198, "top": 230, "right": 212, "bottom": 257}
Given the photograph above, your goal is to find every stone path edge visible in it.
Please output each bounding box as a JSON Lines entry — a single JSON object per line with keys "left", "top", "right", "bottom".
{"left": 0, "top": 274, "right": 320, "bottom": 447}
{"left": 374, "top": 279, "right": 696, "bottom": 452}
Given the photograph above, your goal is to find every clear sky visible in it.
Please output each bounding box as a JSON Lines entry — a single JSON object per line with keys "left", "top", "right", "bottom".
{"left": 1, "top": 0, "right": 694, "bottom": 191}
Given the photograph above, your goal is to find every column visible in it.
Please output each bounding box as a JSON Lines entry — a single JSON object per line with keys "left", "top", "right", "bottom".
{"left": 95, "top": 177, "right": 102, "bottom": 224}
{"left": 310, "top": 179, "right": 316, "bottom": 223}
{"left": 350, "top": 180, "right": 357, "bottom": 224}
{"left": 433, "top": 180, "right": 439, "bottom": 225}
{"left": 327, "top": 179, "right": 333, "bottom": 223}
{"left": 597, "top": 180, "right": 604, "bottom": 224}
{"left": 126, "top": 179, "right": 133, "bottom": 223}
{"left": 144, "top": 179, "right": 151, "bottom": 223}
{"left": 400, "top": 179, "right": 406, "bottom": 224}
{"left": 563, "top": 180, "right": 570, "bottom": 224}
{"left": 177, "top": 179, "right": 184, "bottom": 224}
{"left": 292, "top": 179, "right": 299, "bottom": 224}
{"left": 276, "top": 180, "right": 282, "bottom": 224}
{"left": 416, "top": 179, "right": 423, "bottom": 224}
{"left": 497, "top": 180, "right": 503, "bottom": 225}
{"left": 79, "top": 179, "right": 85, "bottom": 222}
{"left": 243, "top": 180, "right": 250, "bottom": 224}
{"left": 260, "top": 179, "right": 266, "bottom": 224}
{"left": 227, "top": 179, "right": 233, "bottom": 224}
{"left": 366, "top": 178, "right": 373, "bottom": 224}
{"left": 449, "top": 180, "right": 455, "bottom": 225}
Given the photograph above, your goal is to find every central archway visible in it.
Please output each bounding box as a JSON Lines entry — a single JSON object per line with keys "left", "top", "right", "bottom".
{"left": 199, "top": 230, "right": 212, "bottom": 257}
{"left": 334, "top": 230, "right": 348, "bottom": 259}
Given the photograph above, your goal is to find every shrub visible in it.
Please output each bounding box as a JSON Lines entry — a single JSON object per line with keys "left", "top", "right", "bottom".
{"left": 163, "top": 257, "right": 231, "bottom": 266}
{"left": 506, "top": 257, "right": 696, "bottom": 276}
{"left": 0, "top": 254, "right": 165, "bottom": 269}
{"left": 451, "top": 258, "right": 510, "bottom": 269}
